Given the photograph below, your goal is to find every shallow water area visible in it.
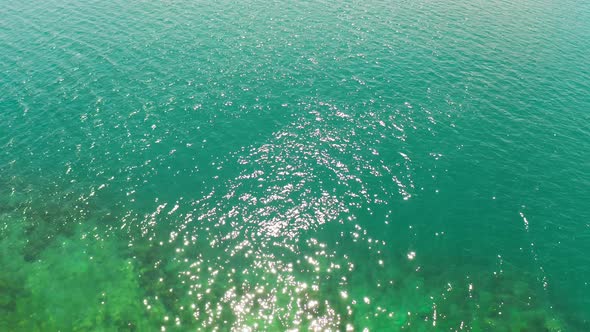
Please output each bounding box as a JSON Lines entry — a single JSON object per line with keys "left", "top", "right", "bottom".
{"left": 1, "top": 0, "right": 590, "bottom": 331}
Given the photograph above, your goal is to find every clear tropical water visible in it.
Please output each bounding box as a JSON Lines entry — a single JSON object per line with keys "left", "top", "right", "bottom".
{"left": 1, "top": 0, "right": 589, "bottom": 330}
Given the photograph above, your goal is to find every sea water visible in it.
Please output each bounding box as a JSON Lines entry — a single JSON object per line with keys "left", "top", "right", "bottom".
{"left": 1, "top": 0, "right": 589, "bottom": 330}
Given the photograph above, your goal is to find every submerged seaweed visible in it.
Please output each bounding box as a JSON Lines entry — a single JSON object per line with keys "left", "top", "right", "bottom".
{"left": 0, "top": 185, "right": 568, "bottom": 331}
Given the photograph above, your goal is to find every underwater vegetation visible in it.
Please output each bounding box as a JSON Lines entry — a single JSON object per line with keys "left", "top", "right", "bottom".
{"left": 0, "top": 182, "right": 567, "bottom": 331}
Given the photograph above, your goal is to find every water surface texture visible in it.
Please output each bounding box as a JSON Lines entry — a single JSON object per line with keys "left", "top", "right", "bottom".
{"left": 1, "top": 0, "right": 590, "bottom": 330}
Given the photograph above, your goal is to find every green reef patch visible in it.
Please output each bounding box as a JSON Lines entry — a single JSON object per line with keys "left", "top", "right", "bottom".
{"left": 0, "top": 182, "right": 569, "bottom": 331}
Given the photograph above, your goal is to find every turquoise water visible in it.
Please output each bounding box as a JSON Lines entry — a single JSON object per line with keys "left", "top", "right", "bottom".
{"left": 1, "top": 0, "right": 590, "bottom": 330}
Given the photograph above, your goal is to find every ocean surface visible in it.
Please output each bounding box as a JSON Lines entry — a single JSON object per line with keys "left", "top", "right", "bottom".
{"left": 1, "top": 0, "right": 589, "bottom": 330}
